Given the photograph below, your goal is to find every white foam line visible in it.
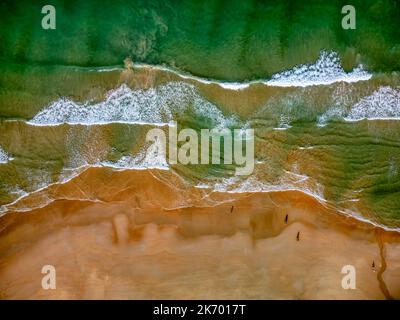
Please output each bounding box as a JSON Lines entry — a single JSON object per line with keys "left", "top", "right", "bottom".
{"left": 133, "top": 50, "right": 372, "bottom": 90}
{"left": 227, "top": 186, "right": 327, "bottom": 205}
{"left": 94, "top": 67, "right": 124, "bottom": 73}
{"left": 196, "top": 176, "right": 327, "bottom": 204}
{"left": 0, "top": 161, "right": 173, "bottom": 216}
{"left": 337, "top": 207, "right": 400, "bottom": 232}
{"left": 25, "top": 120, "right": 171, "bottom": 127}
{"left": 344, "top": 117, "right": 400, "bottom": 122}
{"left": 1, "top": 164, "right": 399, "bottom": 232}
{"left": 266, "top": 73, "right": 372, "bottom": 88}
{"left": 73, "top": 66, "right": 124, "bottom": 73}
{"left": 0, "top": 164, "right": 91, "bottom": 216}
{"left": 100, "top": 161, "right": 169, "bottom": 171}
{"left": 132, "top": 63, "right": 252, "bottom": 90}
{"left": 195, "top": 179, "right": 400, "bottom": 232}
{"left": 298, "top": 146, "right": 315, "bottom": 150}
{"left": 0, "top": 197, "right": 104, "bottom": 218}
{"left": 15, "top": 51, "right": 371, "bottom": 96}
{"left": 0, "top": 164, "right": 224, "bottom": 214}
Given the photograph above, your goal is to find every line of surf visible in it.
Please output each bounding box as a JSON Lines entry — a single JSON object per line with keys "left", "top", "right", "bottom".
{"left": 139, "top": 51, "right": 371, "bottom": 89}
{"left": 84, "top": 51, "right": 372, "bottom": 90}
{"left": 1, "top": 163, "right": 399, "bottom": 233}
{"left": 24, "top": 82, "right": 237, "bottom": 127}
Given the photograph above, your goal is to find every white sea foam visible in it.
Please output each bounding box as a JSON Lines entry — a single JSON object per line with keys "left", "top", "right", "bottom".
{"left": 201, "top": 161, "right": 325, "bottom": 202}
{"left": 266, "top": 51, "right": 371, "bottom": 87}
{"left": 132, "top": 51, "right": 372, "bottom": 90}
{"left": 29, "top": 82, "right": 235, "bottom": 127}
{"left": 317, "top": 106, "right": 346, "bottom": 127}
{"left": 0, "top": 165, "right": 92, "bottom": 216}
{"left": 102, "top": 142, "right": 169, "bottom": 171}
{"left": 0, "top": 139, "right": 170, "bottom": 215}
{"left": 318, "top": 86, "right": 400, "bottom": 125}
{"left": 345, "top": 87, "right": 400, "bottom": 121}
{"left": 195, "top": 174, "right": 400, "bottom": 231}
{"left": 298, "top": 146, "right": 315, "bottom": 150}
{"left": 22, "top": 52, "right": 375, "bottom": 130}
{"left": 1, "top": 158, "right": 399, "bottom": 231}
{"left": 134, "top": 63, "right": 252, "bottom": 90}
{"left": 177, "top": 73, "right": 250, "bottom": 90}
{"left": 275, "top": 114, "right": 292, "bottom": 130}
{"left": 0, "top": 147, "right": 12, "bottom": 164}
{"left": 201, "top": 175, "right": 326, "bottom": 204}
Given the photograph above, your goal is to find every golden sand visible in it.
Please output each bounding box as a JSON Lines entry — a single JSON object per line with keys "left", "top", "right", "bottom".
{"left": 0, "top": 168, "right": 399, "bottom": 299}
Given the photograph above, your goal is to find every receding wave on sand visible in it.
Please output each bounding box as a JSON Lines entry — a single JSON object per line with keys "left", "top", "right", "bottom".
{"left": 0, "top": 161, "right": 399, "bottom": 236}
{"left": 0, "top": 167, "right": 399, "bottom": 299}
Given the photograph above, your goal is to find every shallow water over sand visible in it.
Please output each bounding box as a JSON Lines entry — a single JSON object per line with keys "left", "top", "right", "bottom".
{"left": 1, "top": 59, "right": 400, "bottom": 228}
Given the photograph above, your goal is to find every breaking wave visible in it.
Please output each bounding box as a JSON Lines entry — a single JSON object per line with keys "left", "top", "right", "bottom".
{"left": 345, "top": 87, "right": 400, "bottom": 121}
{"left": 0, "top": 147, "right": 12, "bottom": 164}
{"left": 28, "top": 82, "right": 236, "bottom": 127}
{"left": 318, "top": 86, "right": 400, "bottom": 125}
{"left": 267, "top": 51, "right": 371, "bottom": 87}
{"left": 125, "top": 51, "right": 371, "bottom": 90}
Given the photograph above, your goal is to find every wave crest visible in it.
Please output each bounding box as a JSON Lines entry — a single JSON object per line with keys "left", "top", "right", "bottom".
{"left": 29, "top": 82, "right": 235, "bottom": 127}
{"left": 319, "top": 86, "right": 400, "bottom": 125}
{"left": 345, "top": 87, "right": 400, "bottom": 121}
{"left": 267, "top": 51, "right": 371, "bottom": 87}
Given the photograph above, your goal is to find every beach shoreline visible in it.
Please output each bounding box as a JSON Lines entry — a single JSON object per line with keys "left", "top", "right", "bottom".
{"left": 0, "top": 168, "right": 399, "bottom": 299}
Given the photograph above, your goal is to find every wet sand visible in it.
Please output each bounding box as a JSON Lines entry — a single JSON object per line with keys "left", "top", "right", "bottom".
{"left": 0, "top": 168, "right": 399, "bottom": 299}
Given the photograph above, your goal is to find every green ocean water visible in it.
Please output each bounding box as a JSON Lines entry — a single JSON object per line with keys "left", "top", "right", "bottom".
{"left": 0, "top": 0, "right": 399, "bottom": 80}
{"left": 0, "top": 0, "right": 400, "bottom": 229}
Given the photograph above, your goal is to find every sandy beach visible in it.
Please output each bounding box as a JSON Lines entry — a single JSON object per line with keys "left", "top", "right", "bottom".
{"left": 0, "top": 167, "right": 399, "bottom": 299}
